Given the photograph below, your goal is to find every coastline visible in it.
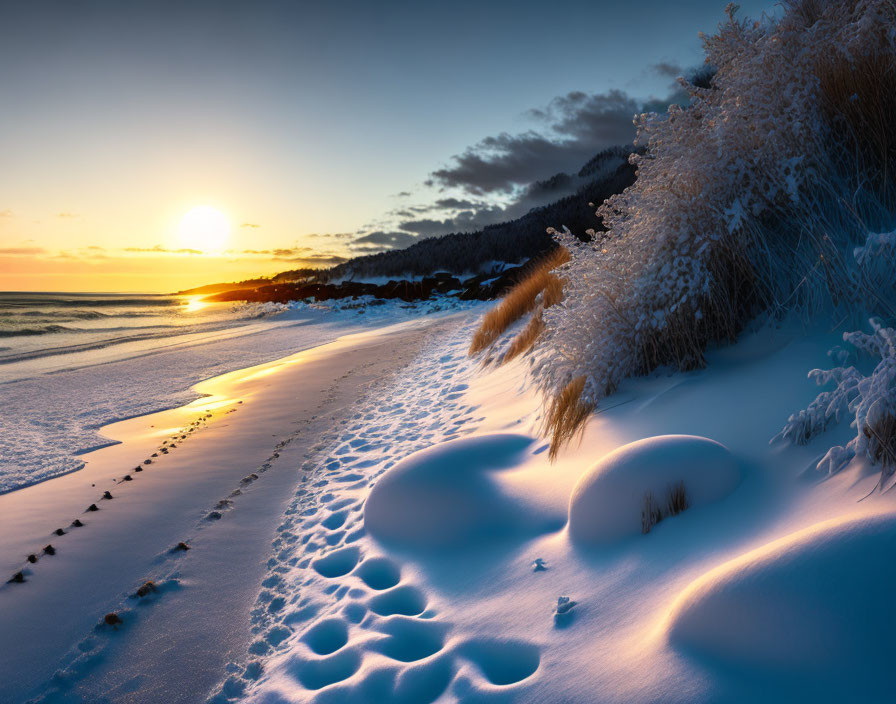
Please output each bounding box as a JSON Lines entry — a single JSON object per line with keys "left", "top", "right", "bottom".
{"left": 0, "top": 312, "right": 471, "bottom": 703}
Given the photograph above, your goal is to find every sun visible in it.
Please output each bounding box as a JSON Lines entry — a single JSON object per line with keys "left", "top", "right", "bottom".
{"left": 179, "top": 206, "right": 230, "bottom": 253}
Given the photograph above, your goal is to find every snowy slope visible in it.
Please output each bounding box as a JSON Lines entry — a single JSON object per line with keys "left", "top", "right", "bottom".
{"left": 206, "top": 319, "right": 896, "bottom": 703}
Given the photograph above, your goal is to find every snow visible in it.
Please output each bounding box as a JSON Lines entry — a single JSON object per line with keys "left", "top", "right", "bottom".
{"left": 6, "top": 306, "right": 896, "bottom": 704}
{"left": 0, "top": 295, "right": 481, "bottom": 494}
{"left": 666, "top": 511, "right": 896, "bottom": 700}
{"left": 218, "top": 319, "right": 896, "bottom": 704}
{"left": 568, "top": 435, "right": 740, "bottom": 545}
{"left": 364, "top": 434, "right": 552, "bottom": 550}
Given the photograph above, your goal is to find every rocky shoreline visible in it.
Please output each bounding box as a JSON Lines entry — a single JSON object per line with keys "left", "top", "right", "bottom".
{"left": 205, "top": 265, "right": 529, "bottom": 304}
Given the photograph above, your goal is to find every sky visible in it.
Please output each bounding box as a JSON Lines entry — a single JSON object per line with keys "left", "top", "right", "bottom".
{"left": 0, "top": 0, "right": 776, "bottom": 292}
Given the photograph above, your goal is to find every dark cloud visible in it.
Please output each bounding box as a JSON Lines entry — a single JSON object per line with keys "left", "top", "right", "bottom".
{"left": 238, "top": 246, "right": 316, "bottom": 258}
{"left": 352, "top": 231, "right": 418, "bottom": 249}
{"left": 283, "top": 254, "right": 348, "bottom": 265}
{"left": 651, "top": 61, "right": 684, "bottom": 78}
{"left": 393, "top": 191, "right": 412, "bottom": 198}
{"left": 0, "top": 246, "right": 45, "bottom": 255}
{"left": 433, "top": 197, "right": 478, "bottom": 210}
{"left": 430, "top": 89, "right": 638, "bottom": 195}
{"left": 398, "top": 204, "right": 507, "bottom": 237}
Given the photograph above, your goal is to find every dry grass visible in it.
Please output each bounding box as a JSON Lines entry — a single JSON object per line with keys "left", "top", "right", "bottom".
{"left": 502, "top": 312, "right": 544, "bottom": 364}
{"left": 865, "top": 413, "right": 896, "bottom": 468}
{"left": 642, "top": 481, "right": 690, "bottom": 534}
{"left": 666, "top": 480, "right": 690, "bottom": 517}
{"left": 817, "top": 50, "right": 896, "bottom": 197}
{"left": 468, "top": 247, "right": 570, "bottom": 356}
{"left": 641, "top": 492, "right": 663, "bottom": 534}
{"left": 544, "top": 376, "right": 594, "bottom": 460}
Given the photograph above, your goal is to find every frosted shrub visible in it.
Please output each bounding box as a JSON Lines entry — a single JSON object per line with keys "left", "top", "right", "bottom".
{"left": 775, "top": 319, "right": 896, "bottom": 479}
{"left": 530, "top": 1, "right": 896, "bottom": 453}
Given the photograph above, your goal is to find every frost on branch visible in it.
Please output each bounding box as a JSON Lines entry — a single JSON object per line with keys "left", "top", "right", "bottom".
{"left": 775, "top": 320, "right": 896, "bottom": 478}
{"left": 528, "top": 0, "right": 896, "bottom": 455}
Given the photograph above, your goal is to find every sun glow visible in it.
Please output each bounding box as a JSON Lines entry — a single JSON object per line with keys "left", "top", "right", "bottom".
{"left": 179, "top": 206, "right": 231, "bottom": 253}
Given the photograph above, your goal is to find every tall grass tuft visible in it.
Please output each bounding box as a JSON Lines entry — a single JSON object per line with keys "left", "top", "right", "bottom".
{"left": 468, "top": 247, "right": 570, "bottom": 356}
{"left": 544, "top": 376, "right": 593, "bottom": 460}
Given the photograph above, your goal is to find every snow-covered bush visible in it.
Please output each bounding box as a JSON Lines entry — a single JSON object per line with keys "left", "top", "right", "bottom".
{"left": 529, "top": 1, "right": 896, "bottom": 453}
{"left": 775, "top": 319, "right": 896, "bottom": 478}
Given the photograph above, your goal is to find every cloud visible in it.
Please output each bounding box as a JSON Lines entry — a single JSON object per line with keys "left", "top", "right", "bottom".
{"left": 56, "top": 211, "right": 79, "bottom": 218}
{"left": 0, "top": 209, "right": 12, "bottom": 218}
{"left": 280, "top": 254, "right": 348, "bottom": 266}
{"left": 429, "top": 89, "right": 639, "bottom": 195}
{"left": 351, "top": 231, "right": 418, "bottom": 250}
{"left": 241, "top": 222, "right": 260, "bottom": 228}
{"left": 124, "top": 245, "right": 203, "bottom": 255}
{"left": 433, "top": 197, "right": 478, "bottom": 210}
{"left": 307, "top": 232, "right": 354, "bottom": 240}
{"left": 0, "top": 246, "right": 46, "bottom": 255}
{"left": 651, "top": 61, "right": 684, "bottom": 78}
{"left": 393, "top": 191, "right": 412, "bottom": 198}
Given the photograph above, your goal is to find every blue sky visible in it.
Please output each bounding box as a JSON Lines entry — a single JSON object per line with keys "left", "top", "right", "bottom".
{"left": 0, "top": 0, "right": 777, "bottom": 290}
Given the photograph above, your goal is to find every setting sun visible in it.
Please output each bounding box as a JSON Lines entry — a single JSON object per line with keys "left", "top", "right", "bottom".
{"left": 178, "top": 206, "right": 230, "bottom": 253}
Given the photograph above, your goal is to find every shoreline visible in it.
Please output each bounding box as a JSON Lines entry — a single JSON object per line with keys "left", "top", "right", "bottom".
{"left": 0, "top": 312, "right": 470, "bottom": 703}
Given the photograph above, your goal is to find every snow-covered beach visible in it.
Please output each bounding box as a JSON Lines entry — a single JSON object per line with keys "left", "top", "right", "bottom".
{"left": 5, "top": 301, "right": 896, "bottom": 703}
{"left": 4, "top": 1, "right": 896, "bottom": 701}
{"left": 0, "top": 308, "right": 478, "bottom": 702}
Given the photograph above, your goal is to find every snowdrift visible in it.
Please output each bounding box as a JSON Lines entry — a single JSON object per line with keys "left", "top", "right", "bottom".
{"left": 568, "top": 435, "right": 740, "bottom": 545}
{"left": 364, "top": 434, "right": 547, "bottom": 550}
{"left": 667, "top": 512, "right": 896, "bottom": 686}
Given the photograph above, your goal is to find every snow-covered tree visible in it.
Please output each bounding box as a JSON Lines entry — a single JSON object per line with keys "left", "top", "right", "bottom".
{"left": 530, "top": 0, "right": 896, "bottom": 452}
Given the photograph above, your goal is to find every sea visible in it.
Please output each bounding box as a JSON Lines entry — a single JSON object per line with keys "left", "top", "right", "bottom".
{"left": 0, "top": 292, "right": 283, "bottom": 372}
{"left": 0, "top": 291, "right": 353, "bottom": 493}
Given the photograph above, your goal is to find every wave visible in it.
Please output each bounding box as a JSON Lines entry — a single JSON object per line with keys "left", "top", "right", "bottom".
{"left": 0, "top": 321, "right": 260, "bottom": 364}
{"left": 5, "top": 310, "right": 112, "bottom": 320}
{"left": 0, "top": 325, "right": 74, "bottom": 337}
{"left": 0, "top": 323, "right": 181, "bottom": 339}
{"left": 0, "top": 296, "right": 178, "bottom": 309}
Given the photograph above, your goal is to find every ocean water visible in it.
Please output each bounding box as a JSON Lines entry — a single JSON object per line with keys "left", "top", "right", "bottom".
{"left": 0, "top": 291, "right": 478, "bottom": 494}
{"left": 0, "top": 292, "right": 345, "bottom": 493}
{"left": 0, "top": 292, "right": 285, "bottom": 374}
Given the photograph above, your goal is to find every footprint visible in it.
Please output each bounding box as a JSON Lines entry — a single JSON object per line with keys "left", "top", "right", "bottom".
{"left": 368, "top": 585, "right": 427, "bottom": 617}
{"left": 368, "top": 616, "right": 446, "bottom": 662}
{"left": 392, "top": 653, "right": 455, "bottom": 704}
{"left": 312, "top": 546, "right": 361, "bottom": 578}
{"left": 302, "top": 617, "right": 349, "bottom": 655}
{"left": 456, "top": 638, "right": 540, "bottom": 686}
{"left": 322, "top": 511, "right": 348, "bottom": 530}
{"left": 289, "top": 647, "right": 362, "bottom": 690}
{"left": 353, "top": 556, "right": 401, "bottom": 590}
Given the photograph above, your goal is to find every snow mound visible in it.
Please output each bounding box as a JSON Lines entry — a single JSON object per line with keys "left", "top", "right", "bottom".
{"left": 568, "top": 435, "right": 740, "bottom": 545}
{"left": 364, "top": 434, "right": 541, "bottom": 549}
{"left": 667, "top": 513, "right": 896, "bottom": 684}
